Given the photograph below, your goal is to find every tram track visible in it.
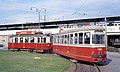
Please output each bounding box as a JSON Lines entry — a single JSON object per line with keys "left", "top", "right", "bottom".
{"left": 91, "top": 62, "right": 102, "bottom": 72}
{"left": 73, "top": 62, "right": 77, "bottom": 72}
{"left": 69, "top": 60, "right": 103, "bottom": 72}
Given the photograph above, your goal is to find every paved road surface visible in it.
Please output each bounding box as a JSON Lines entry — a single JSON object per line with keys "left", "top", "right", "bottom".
{"left": 100, "top": 52, "right": 120, "bottom": 72}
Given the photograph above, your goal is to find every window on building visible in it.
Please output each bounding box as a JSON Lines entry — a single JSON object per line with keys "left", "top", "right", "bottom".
{"left": 107, "top": 23, "right": 114, "bottom": 26}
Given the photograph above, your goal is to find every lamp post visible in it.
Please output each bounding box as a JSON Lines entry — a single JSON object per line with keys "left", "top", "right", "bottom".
{"left": 30, "top": 7, "right": 46, "bottom": 31}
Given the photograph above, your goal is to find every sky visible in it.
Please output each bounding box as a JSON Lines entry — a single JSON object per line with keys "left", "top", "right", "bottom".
{"left": 0, "top": 0, "right": 120, "bottom": 24}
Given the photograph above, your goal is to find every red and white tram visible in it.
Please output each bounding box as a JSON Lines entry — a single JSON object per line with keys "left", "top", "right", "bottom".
{"left": 8, "top": 31, "right": 52, "bottom": 52}
{"left": 53, "top": 26, "right": 106, "bottom": 63}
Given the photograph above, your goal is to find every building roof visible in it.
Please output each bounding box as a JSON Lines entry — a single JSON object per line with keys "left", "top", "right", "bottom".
{"left": 0, "top": 16, "right": 120, "bottom": 31}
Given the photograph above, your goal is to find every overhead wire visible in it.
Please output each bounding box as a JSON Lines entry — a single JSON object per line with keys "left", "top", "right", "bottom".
{"left": 72, "top": 0, "right": 88, "bottom": 15}
{"left": 63, "top": 0, "right": 88, "bottom": 18}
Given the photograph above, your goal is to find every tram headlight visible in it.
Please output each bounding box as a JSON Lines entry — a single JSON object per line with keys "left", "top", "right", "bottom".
{"left": 97, "top": 48, "right": 102, "bottom": 50}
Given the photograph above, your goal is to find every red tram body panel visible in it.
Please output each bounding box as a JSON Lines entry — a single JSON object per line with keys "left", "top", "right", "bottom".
{"left": 53, "top": 45, "right": 106, "bottom": 62}
{"left": 8, "top": 43, "right": 52, "bottom": 50}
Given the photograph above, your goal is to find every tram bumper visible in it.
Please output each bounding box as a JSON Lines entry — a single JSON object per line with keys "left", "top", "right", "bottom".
{"left": 92, "top": 54, "right": 106, "bottom": 63}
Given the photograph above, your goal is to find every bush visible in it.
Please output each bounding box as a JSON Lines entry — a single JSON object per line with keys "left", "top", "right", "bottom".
{"left": 107, "top": 46, "right": 119, "bottom": 52}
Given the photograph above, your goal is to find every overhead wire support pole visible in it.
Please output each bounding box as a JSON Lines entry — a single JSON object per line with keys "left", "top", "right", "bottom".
{"left": 43, "top": 9, "right": 46, "bottom": 22}
{"left": 30, "top": 7, "right": 46, "bottom": 31}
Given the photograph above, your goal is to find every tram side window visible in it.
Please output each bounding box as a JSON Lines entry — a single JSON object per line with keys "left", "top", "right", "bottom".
{"left": 25, "top": 37, "right": 29, "bottom": 43}
{"left": 53, "top": 37, "right": 56, "bottom": 43}
{"left": 62, "top": 35, "right": 64, "bottom": 44}
{"left": 20, "top": 37, "right": 23, "bottom": 43}
{"left": 50, "top": 36, "right": 53, "bottom": 43}
{"left": 67, "top": 35, "right": 70, "bottom": 44}
{"left": 59, "top": 36, "right": 62, "bottom": 44}
{"left": 38, "top": 37, "right": 40, "bottom": 43}
{"left": 79, "top": 33, "right": 83, "bottom": 44}
{"left": 30, "top": 37, "right": 34, "bottom": 43}
{"left": 65, "top": 35, "right": 68, "bottom": 44}
{"left": 70, "top": 34, "right": 73, "bottom": 44}
{"left": 74, "top": 33, "right": 78, "bottom": 44}
{"left": 15, "top": 38, "right": 18, "bottom": 43}
{"left": 84, "top": 32, "right": 90, "bottom": 44}
{"left": 56, "top": 36, "right": 58, "bottom": 43}
{"left": 9, "top": 38, "right": 13, "bottom": 43}
{"left": 41, "top": 37, "right": 43, "bottom": 43}
{"left": 92, "top": 34, "right": 104, "bottom": 44}
{"left": 43, "top": 38, "right": 46, "bottom": 43}
{"left": 57, "top": 36, "right": 60, "bottom": 43}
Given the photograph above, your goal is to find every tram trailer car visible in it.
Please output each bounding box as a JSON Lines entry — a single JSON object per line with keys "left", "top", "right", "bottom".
{"left": 53, "top": 26, "right": 107, "bottom": 63}
{"left": 8, "top": 32, "right": 52, "bottom": 52}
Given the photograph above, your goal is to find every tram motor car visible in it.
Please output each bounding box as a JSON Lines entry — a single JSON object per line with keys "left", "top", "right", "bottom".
{"left": 52, "top": 26, "right": 107, "bottom": 63}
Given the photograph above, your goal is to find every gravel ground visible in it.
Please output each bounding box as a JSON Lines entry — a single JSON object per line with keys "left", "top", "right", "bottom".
{"left": 100, "top": 52, "right": 120, "bottom": 72}
{"left": 0, "top": 47, "right": 8, "bottom": 50}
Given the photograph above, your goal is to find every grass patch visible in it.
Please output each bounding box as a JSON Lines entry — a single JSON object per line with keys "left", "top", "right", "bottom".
{"left": 0, "top": 51, "right": 70, "bottom": 72}
{"left": 107, "top": 46, "right": 119, "bottom": 52}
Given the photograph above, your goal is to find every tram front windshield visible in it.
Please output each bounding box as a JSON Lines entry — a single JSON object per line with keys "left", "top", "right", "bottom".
{"left": 92, "top": 34, "right": 105, "bottom": 44}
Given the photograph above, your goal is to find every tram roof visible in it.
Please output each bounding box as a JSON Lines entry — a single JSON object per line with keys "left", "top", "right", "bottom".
{"left": 10, "top": 33, "right": 50, "bottom": 37}
{"left": 54, "top": 26, "right": 105, "bottom": 35}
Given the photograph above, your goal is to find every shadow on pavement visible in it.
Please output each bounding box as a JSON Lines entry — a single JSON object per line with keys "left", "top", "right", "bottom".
{"left": 98, "top": 58, "right": 112, "bottom": 66}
